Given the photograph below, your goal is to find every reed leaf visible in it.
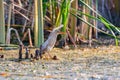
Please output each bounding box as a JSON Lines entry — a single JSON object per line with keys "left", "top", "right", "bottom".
{"left": 74, "top": 0, "right": 120, "bottom": 45}
{"left": 70, "top": 12, "right": 119, "bottom": 45}
{"left": 79, "top": 0, "right": 120, "bottom": 33}
{"left": 0, "top": 0, "right": 5, "bottom": 44}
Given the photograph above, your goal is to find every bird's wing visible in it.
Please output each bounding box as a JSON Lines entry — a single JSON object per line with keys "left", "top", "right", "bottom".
{"left": 41, "top": 40, "right": 48, "bottom": 51}
{"left": 40, "top": 24, "right": 63, "bottom": 52}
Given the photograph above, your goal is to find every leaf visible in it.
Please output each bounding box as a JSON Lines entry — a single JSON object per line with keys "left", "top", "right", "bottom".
{"left": 40, "top": 75, "right": 54, "bottom": 78}
{"left": 20, "top": 61, "right": 29, "bottom": 65}
{"left": 0, "top": 72, "right": 10, "bottom": 77}
{"left": 0, "top": 47, "right": 3, "bottom": 50}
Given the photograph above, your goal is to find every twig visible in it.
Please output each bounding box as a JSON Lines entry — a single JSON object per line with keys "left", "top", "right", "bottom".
{"left": 25, "top": 47, "right": 29, "bottom": 59}
{"left": 22, "top": 1, "right": 33, "bottom": 33}
{"left": 22, "top": 28, "right": 33, "bottom": 47}
{"left": 66, "top": 29, "right": 77, "bottom": 47}
{"left": 19, "top": 44, "right": 23, "bottom": 60}
{"left": 6, "top": 28, "right": 23, "bottom": 45}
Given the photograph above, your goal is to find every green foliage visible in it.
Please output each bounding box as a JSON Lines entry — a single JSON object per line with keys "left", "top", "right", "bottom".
{"left": 69, "top": 0, "right": 120, "bottom": 45}
{"left": 61, "top": 0, "right": 71, "bottom": 33}
{"left": 55, "top": 0, "right": 71, "bottom": 37}
{"left": 0, "top": 0, "right": 5, "bottom": 44}
{"left": 34, "top": 0, "right": 44, "bottom": 47}
{"left": 43, "top": 0, "right": 48, "bottom": 16}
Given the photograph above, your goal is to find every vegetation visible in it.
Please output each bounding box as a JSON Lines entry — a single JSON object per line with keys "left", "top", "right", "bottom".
{"left": 0, "top": 0, "right": 5, "bottom": 44}
{"left": 0, "top": 0, "right": 120, "bottom": 47}
{"left": 1, "top": 1, "right": 120, "bottom": 79}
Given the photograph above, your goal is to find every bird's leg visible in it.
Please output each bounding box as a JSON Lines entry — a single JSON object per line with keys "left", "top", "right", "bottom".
{"left": 41, "top": 52, "right": 51, "bottom": 59}
{"left": 40, "top": 52, "right": 48, "bottom": 59}
{"left": 47, "top": 52, "right": 52, "bottom": 59}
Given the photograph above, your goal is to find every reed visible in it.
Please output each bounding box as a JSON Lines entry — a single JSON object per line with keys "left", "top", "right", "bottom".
{"left": 0, "top": 0, "right": 5, "bottom": 44}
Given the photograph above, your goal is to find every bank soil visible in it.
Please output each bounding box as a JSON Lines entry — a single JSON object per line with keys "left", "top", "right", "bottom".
{"left": 0, "top": 45, "right": 120, "bottom": 80}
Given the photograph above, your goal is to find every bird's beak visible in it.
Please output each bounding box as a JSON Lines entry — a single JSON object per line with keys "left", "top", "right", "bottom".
{"left": 57, "top": 25, "right": 64, "bottom": 29}
{"left": 53, "top": 25, "right": 64, "bottom": 31}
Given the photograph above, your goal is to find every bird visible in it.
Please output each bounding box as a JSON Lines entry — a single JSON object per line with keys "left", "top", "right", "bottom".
{"left": 39, "top": 25, "right": 64, "bottom": 58}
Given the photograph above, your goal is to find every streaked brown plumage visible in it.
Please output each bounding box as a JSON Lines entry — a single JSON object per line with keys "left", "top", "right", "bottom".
{"left": 39, "top": 25, "right": 63, "bottom": 58}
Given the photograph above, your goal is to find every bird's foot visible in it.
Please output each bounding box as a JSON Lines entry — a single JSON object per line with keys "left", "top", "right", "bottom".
{"left": 52, "top": 55, "right": 59, "bottom": 60}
